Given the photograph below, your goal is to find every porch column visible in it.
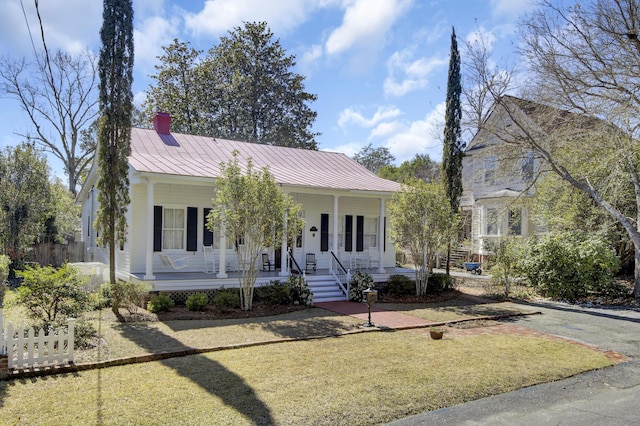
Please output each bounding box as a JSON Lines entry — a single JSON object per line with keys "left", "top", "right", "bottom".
{"left": 377, "top": 198, "right": 385, "bottom": 273}
{"left": 217, "top": 212, "right": 228, "bottom": 278}
{"left": 331, "top": 195, "right": 339, "bottom": 272}
{"left": 280, "top": 207, "right": 288, "bottom": 276}
{"left": 144, "top": 180, "right": 155, "bottom": 280}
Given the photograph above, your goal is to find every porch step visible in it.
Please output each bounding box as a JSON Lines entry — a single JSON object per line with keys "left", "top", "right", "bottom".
{"left": 306, "top": 277, "right": 346, "bottom": 303}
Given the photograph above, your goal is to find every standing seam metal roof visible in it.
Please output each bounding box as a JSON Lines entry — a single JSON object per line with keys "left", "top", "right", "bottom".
{"left": 129, "top": 128, "right": 402, "bottom": 193}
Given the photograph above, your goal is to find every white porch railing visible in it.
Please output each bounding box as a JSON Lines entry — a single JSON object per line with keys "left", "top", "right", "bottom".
{"left": 0, "top": 309, "right": 76, "bottom": 369}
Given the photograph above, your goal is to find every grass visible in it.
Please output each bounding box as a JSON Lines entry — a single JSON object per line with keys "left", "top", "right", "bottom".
{"left": 0, "top": 330, "right": 613, "bottom": 425}
{"left": 0, "top": 290, "right": 615, "bottom": 424}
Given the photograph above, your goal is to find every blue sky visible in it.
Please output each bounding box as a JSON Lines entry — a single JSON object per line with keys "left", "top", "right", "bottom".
{"left": 0, "top": 0, "right": 537, "bottom": 177}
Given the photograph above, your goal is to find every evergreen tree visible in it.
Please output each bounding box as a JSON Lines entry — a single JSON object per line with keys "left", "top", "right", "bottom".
{"left": 95, "top": 0, "right": 134, "bottom": 287}
{"left": 442, "top": 27, "right": 464, "bottom": 275}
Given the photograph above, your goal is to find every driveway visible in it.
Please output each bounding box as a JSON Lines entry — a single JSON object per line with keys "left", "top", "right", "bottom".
{"left": 390, "top": 299, "right": 640, "bottom": 425}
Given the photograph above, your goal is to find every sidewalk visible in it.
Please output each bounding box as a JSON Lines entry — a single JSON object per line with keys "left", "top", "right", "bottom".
{"left": 315, "top": 301, "right": 434, "bottom": 328}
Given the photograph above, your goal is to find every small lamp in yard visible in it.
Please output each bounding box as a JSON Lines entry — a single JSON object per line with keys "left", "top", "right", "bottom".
{"left": 362, "top": 287, "right": 378, "bottom": 327}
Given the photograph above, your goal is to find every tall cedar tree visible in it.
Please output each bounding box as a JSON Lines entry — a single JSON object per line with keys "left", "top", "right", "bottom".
{"left": 442, "top": 27, "right": 464, "bottom": 275}
{"left": 95, "top": 0, "right": 134, "bottom": 285}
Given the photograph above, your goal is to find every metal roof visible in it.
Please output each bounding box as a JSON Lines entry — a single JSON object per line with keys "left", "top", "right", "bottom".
{"left": 129, "top": 128, "right": 402, "bottom": 193}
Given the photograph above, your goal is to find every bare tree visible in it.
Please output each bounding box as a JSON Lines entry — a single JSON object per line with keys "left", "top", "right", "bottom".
{"left": 469, "top": 0, "right": 640, "bottom": 297}
{"left": 0, "top": 49, "right": 98, "bottom": 195}
{"left": 461, "top": 27, "right": 514, "bottom": 141}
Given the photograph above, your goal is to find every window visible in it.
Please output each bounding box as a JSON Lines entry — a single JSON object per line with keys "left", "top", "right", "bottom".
{"left": 486, "top": 208, "right": 499, "bottom": 235}
{"left": 508, "top": 209, "right": 522, "bottom": 236}
{"left": 162, "top": 208, "right": 185, "bottom": 250}
{"left": 363, "top": 217, "right": 378, "bottom": 249}
{"left": 484, "top": 156, "right": 497, "bottom": 186}
{"left": 521, "top": 152, "right": 534, "bottom": 181}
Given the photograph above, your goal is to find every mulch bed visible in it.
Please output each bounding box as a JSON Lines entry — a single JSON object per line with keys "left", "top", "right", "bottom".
{"left": 153, "top": 302, "right": 310, "bottom": 321}
{"left": 377, "top": 289, "right": 462, "bottom": 304}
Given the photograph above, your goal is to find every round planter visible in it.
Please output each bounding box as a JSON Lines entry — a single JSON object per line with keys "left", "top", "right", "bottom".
{"left": 430, "top": 330, "right": 444, "bottom": 340}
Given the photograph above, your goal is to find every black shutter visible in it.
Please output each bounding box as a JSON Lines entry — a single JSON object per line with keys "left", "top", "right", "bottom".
{"left": 345, "top": 215, "right": 353, "bottom": 252}
{"left": 356, "top": 215, "right": 364, "bottom": 252}
{"left": 320, "top": 213, "right": 329, "bottom": 252}
{"left": 203, "top": 208, "right": 213, "bottom": 246}
{"left": 153, "top": 206, "right": 162, "bottom": 252}
{"left": 186, "top": 207, "right": 198, "bottom": 252}
{"left": 384, "top": 217, "right": 387, "bottom": 252}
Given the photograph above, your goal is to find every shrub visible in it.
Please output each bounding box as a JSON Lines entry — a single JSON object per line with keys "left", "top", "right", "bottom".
{"left": 0, "top": 254, "right": 9, "bottom": 306}
{"left": 111, "top": 280, "right": 152, "bottom": 316}
{"left": 89, "top": 284, "right": 111, "bottom": 310}
{"left": 14, "top": 263, "right": 90, "bottom": 333}
{"left": 487, "top": 237, "right": 525, "bottom": 298}
{"left": 285, "top": 275, "right": 313, "bottom": 306}
{"left": 386, "top": 274, "right": 415, "bottom": 295}
{"left": 147, "top": 294, "right": 175, "bottom": 313}
{"left": 519, "top": 232, "right": 619, "bottom": 301}
{"left": 185, "top": 292, "right": 208, "bottom": 311}
{"left": 255, "top": 282, "right": 291, "bottom": 306}
{"left": 428, "top": 273, "right": 452, "bottom": 293}
{"left": 73, "top": 318, "right": 97, "bottom": 349}
{"left": 349, "top": 271, "right": 374, "bottom": 302}
{"left": 213, "top": 288, "right": 241, "bottom": 312}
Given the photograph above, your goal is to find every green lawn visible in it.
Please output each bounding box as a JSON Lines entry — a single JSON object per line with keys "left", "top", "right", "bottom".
{"left": 0, "top": 330, "right": 613, "bottom": 425}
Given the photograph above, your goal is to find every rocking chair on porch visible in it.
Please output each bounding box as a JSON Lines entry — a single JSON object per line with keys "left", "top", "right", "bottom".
{"left": 262, "top": 253, "right": 275, "bottom": 272}
{"left": 158, "top": 253, "right": 189, "bottom": 270}
{"left": 305, "top": 253, "right": 317, "bottom": 273}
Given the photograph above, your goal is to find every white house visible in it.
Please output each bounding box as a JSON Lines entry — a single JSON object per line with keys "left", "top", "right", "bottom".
{"left": 77, "top": 113, "right": 404, "bottom": 301}
{"left": 460, "top": 96, "right": 543, "bottom": 261}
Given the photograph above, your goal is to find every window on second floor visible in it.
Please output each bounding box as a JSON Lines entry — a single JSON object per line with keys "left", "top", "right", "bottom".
{"left": 484, "top": 155, "right": 497, "bottom": 186}
{"left": 521, "top": 152, "right": 534, "bottom": 181}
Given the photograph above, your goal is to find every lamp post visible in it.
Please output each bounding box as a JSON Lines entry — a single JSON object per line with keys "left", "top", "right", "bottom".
{"left": 362, "top": 287, "right": 378, "bottom": 327}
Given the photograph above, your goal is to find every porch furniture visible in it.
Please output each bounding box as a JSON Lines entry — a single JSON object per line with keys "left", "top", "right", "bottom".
{"left": 203, "top": 245, "right": 215, "bottom": 274}
{"left": 368, "top": 248, "right": 380, "bottom": 269}
{"left": 262, "top": 253, "right": 275, "bottom": 271}
{"left": 305, "top": 253, "right": 317, "bottom": 273}
{"left": 158, "top": 253, "right": 189, "bottom": 270}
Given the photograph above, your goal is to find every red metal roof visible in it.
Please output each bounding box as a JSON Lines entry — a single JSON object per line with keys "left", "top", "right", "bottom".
{"left": 129, "top": 128, "right": 402, "bottom": 193}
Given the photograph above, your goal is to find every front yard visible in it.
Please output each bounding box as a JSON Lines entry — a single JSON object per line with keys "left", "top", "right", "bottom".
{"left": 0, "top": 290, "right": 617, "bottom": 425}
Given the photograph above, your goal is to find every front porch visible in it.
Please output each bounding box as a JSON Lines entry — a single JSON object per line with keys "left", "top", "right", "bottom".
{"left": 129, "top": 266, "right": 416, "bottom": 302}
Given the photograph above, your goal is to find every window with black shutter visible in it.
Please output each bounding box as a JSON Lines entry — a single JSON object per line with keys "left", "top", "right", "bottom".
{"left": 320, "top": 213, "right": 329, "bottom": 252}
{"left": 356, "top": 215, "right": 364, "bottom": 252}
{"left": 345, "top": 215, "right": 353, "bottom": 252}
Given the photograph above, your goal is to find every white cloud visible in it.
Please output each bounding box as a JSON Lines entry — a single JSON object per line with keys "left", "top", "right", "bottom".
{"left": 184, "top": 0, "right": 318, "bottom": 37}
{"left": 0, "top": 0, "right": 101, "bottom": 56}
{"left": 325, "top": 0, "right": 412, "bottom": 55}
{"left": 297, "top": 44, "right": 323, "bottom": 72}
{"left": 383, "top": 102, "right": 446, "bottom": 162}
{"left": 369, "top": 121, "right": 405, "bottom": 139}
{"left": 134, "top": 15, "right": 180, "bottom": 74}
{"left": 383, "top": 49, "right": 448, "bottom": 97}
{"left": 323, "top": 141, "right": 362, "bottom": 158}
{"left": 464, "top": 26, "right": 497, "bottom": 52}
{"left": 338, "top": 105, "right": 402, "bottom": 128}
{"left": 490, "top": 0, "right": 537, "bottom": 18}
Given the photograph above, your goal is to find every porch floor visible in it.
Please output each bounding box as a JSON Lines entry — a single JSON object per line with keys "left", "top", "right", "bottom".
{"left": 131, "top": 267, "right": 415, "bottom": 283}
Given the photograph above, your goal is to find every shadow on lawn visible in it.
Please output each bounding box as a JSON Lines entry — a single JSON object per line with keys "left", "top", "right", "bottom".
{"left": 116, "top": 322, "right": 274, "bottom": 425}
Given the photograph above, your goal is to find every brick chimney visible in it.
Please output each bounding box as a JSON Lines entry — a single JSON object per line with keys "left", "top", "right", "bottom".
{"left": 153, "top": 112, "right": 171, "bottom": 135}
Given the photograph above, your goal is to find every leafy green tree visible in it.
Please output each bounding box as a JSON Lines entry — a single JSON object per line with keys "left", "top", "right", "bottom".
{"left": 95, "top": 0, "right": 134, "bottom": 291}
{"left": 353, "top": 143, "right": 395, "bottom": 174}
{"left": 487, "top": 237, "right": 524, "bottom": 298}
{"left": 388, "top": 181, "right": 458, "bottom": 295}
{"left": 0, "top": 144, "right": 52, "bottom": 272}
{"left": 143, "top": 39, "right": 204, "bottom": 134}
{"left": 42, "top": 180, "right": 82, "bottom": 244}
{"left": 14, "top": 263, "right": 90, "bottom": 333}
{"left": 145, "top": 22, "right": 318, "bottom": 149}
{"left": 379, "top": 154, "right": 440, "bottom": 183}
{"left": 208, "top": 151, "right": 303, "bottom": 310}
{"left": 0, "top": 49, "right": 98, "bottom": 195}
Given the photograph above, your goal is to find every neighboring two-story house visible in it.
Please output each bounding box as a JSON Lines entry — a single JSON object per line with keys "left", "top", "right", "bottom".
{"left": 460, "top": 96, "right": 544, "bottom": 261}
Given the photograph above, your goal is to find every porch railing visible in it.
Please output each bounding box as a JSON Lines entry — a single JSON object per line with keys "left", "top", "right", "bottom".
{"left": 330, "top": 251, "right": 350, "bottom": 299}
{"left": 288, "top": 248, "right": 304, "bottom": 276}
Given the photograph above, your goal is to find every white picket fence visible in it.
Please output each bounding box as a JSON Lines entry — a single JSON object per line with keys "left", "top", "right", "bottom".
{"left": 0, "top": 309, "right": 76, "bottom": 369}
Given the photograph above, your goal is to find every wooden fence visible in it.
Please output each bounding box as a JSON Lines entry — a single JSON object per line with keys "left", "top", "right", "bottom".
{"left": 27, "top": 241, "right": 85, "bottom": 267}
{"left": 0, "top": 310, "right": 76, "bottom": 370}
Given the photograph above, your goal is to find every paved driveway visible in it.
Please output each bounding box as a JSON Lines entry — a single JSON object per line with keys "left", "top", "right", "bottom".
{"left": 390, "top": 299, "right": 640, "bottom": 425}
